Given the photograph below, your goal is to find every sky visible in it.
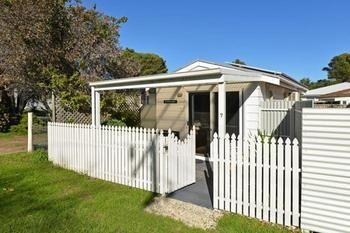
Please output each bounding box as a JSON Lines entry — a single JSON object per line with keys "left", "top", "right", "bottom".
{"left": 83, "top": 0, "right": 350, "bottom": 81}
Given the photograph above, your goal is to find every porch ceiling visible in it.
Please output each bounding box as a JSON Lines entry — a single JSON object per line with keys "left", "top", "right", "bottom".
{"left": 90, "top": 68, "right": 280, "bottom": 91}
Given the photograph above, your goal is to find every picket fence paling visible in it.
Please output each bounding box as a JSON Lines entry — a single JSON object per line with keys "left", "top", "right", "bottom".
{"left": 48, "top": 122, "right": 195, "bottom": 194}
{"left": 212, "top": 133, "right": 301, "bottom": 227}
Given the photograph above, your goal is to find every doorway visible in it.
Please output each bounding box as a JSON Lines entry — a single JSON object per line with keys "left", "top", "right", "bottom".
{"left": 189, "top": 91, "right": 240, "bottom": 156}
{"left": 182, "top": 91, "right": 240, "bottom": 209}
{"left": 189, "top": 92, "right": 210, "bottom": 156}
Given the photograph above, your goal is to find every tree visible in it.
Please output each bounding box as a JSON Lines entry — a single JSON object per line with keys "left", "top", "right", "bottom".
{"left": 298, "top": 53, "right": 350, "bottom": 91}
{"left": 299, "top": 77, "right": 335, "bottom": 90}
{"left": 300, "top": 78, "right": 312, "bottom": 87}
{"left": 232, "top": 59, "right": 246, "bottom": 65}
{"left": 121, "top": 48, "right": 167, "bottom": 76}
{"left": 103, "top": 48, "right": 168, "bottom": 126}
{"left": 0, "top": 0, "right": 139, "bottom": 116}
{"left": 323, "top": 53, "right": 350, "bottom": 83}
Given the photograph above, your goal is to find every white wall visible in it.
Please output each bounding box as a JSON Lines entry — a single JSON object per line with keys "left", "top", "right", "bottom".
{"left": 301, "top": 108, "right": 350, "bottom": 233}
{"left": 243, "top": 83, "right": 264, "bottom": 138}
{"left": 141, "top": 81, "right": 298, "bottom": 140}
{"left": 334, "top": 97, "right": 350, "bottom": 104}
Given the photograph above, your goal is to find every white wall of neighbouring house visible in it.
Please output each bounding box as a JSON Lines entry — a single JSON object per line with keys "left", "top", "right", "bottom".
{"left": 334, "top": 97, "right": 350, "bottom": 105}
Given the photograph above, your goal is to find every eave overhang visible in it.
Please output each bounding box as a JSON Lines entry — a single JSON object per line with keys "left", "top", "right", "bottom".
{"left": 90, "top": 68, "right": 280, "bottom": 91}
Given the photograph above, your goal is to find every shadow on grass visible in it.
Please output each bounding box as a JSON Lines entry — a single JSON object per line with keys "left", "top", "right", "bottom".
{"left": 142, "top": 192, "right": 159, "bottom": 208}
{"left": 0, "top": 159, "right": 107, "bottom": 232}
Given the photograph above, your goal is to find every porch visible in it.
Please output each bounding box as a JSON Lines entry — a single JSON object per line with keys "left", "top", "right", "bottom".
{"left": 90, "top": 68, "right": 281, "bottom": 160}
{"left": 87, "top": 68, "right": 282, "bottom": 209}
{"left": 169, "top": 159, "right": 213, "bottom": 209}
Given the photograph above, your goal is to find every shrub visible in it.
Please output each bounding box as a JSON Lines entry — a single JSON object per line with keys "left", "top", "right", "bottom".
{"left": 102, "top": 118, "right": 127, "bottom": 127}
{"left": 0, "top": 108, "right": 10, "bottom": 132}
{"left": 9, "top": 113, "right": 46, "bottom": 135}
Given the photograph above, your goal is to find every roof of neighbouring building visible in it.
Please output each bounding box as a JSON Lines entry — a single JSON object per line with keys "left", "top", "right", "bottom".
{"left": 304, "top": 82, "right": 350, "bottom": 97}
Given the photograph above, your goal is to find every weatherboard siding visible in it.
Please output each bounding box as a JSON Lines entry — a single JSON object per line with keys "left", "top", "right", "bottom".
{"left": 140, "top": 83, "right": 267, "bottom": 139}
{"left": 243, "top": 83, "right": 263, "bottom": 138}
{"left": 156, "top": 86, "right": 188, "bottom": 138}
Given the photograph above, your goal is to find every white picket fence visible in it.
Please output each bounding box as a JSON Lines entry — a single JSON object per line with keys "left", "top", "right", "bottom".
{"left": 48, "top": 122, "right": 196, "bottom": 194}
{"left": 211, "top": 133, "right": 300, "bottom": 227}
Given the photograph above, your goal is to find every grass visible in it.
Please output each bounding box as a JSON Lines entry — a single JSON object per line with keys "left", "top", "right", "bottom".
{"left": 0, "top": 152, "right": 294, "bottom": 233}
{"left": 0, "top": 133, "right": 47, "bottom": 154}
{"left": 0, "top": 131, "right": 19, "bottom": 139}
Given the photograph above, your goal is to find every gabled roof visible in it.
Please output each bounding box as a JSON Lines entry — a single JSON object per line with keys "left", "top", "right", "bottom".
{"left": 175, "top": 60, "right": 307, "bottom": 92}
{"left": 90, "top": 59, "right": 306, "bottom": 92}
{"left": 304, "top": 82, "right": 350, "bottom": 97}
{"left": 90, "top": 67, "right": 280, "bottom": 91}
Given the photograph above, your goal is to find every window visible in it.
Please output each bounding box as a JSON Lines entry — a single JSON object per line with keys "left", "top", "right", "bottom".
{"left": 141, "top": 89, "right": 156, "bottom": 105}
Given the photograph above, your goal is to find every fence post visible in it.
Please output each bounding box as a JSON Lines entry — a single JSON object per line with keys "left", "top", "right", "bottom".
{"left": 51, "top": 93, "right": 56, "bottom": 122}
{"left": 159, "top": 130, "right": 165, "bottom": 195}
{"left": 27, "top": 112, "right": 33, "bottom": 153}
{"left": 192, "top": 125, "right": 196, "bottom": 183}
{"left": 212, "top": 133, "right": 219, "bottom": 209}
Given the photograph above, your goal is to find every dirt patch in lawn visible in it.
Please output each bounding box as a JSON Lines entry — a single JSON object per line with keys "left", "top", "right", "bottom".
{"left": 0, "top": 134, "right": 47, "bottom": 154}
{"left": 145, "top": 197, "right": 224, "bottom": 230}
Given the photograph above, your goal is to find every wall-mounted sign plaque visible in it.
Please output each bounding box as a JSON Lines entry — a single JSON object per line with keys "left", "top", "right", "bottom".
{"left": 163, "top": 99, "right": 177, "bottom": 104}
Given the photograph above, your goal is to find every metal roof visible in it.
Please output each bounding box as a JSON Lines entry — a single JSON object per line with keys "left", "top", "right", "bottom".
{"left": 90, "top": 60, "right": 306, "bottom": 92}
{"left": 175, "top": 60, "right": 307, "bottom": 91}
{"left": 90, "top": 67, "right": 280, "bottom": 91}
{"left": 304, "top": 82, "right": 350, "bottom": 97}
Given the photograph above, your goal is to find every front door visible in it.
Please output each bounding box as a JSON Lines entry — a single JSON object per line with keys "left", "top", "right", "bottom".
{"left": 189, "top": 92, "right": 210, "bottom": 156}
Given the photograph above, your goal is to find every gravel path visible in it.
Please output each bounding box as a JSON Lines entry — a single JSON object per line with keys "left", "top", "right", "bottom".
{"left": 145, "top": 197, "right": 223, "bottom": 230}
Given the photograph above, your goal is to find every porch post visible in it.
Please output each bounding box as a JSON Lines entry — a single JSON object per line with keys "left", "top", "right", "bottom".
{"left": 218, "top": 82, "right": 226, "bottom": 139}
{"left": 210, "top": 91, "right": 216, "bottom": 141}
{"left": 95, "top": 91, "right": 101, "bottom": 126}
{"left": 91, "top": 86, "right": 95, "bottom": 125}
{"left": 91, "top": 87, "right": 101, "bottom": 126}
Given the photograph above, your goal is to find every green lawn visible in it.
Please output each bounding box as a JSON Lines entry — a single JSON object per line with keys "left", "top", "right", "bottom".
{"left": 0, "top": 152, "right": 294, "bottom": 233}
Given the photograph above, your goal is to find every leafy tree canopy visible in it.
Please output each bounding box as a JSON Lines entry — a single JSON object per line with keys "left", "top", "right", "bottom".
{"left": 300, "top": 53, "right": 350, "bottom": 90}
{"left": 232, "top": 59, "right": 246, "bottom": 65}
{"left": 121, "top": 48, "right": 167, "bottom": 76}
{"left": 299, "top": 78, "right": 312, "bottom": 87}
{"left": 323, "top": 53, "right": 350, "bottom": 83}
{"left": 0, "top": 0, "right": 140, "bottom": 115}
{"left": 300, "top": 78, "right": 335, "bottom": 90}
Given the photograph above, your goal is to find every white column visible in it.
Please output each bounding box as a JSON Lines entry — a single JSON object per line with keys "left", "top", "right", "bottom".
{"left": 218, "top": 82, "right": 226, "bottom": 139}
{"left": 91, "top": 87, "right": 101, "bottom": 126}
{"left": 95, "top": 91, "right": 101, "bottom": 126}
{"left": 91, "top": 87, "right": 95, "bottom": 125}
{"left": 239, "top": 90, "right": 243, "bottom": 138}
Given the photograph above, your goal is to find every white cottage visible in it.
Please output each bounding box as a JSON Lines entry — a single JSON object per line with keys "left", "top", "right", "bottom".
{"left": 90, "top": 60, "right": 307, "bottom": 158}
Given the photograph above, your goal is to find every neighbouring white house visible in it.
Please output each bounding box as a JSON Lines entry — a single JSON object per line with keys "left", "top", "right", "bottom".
{"left": 90, "top": 60, "right": 307, "bottom": 157}
{"left": 303, "top": 82, "right": 350, "bottom": 106}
